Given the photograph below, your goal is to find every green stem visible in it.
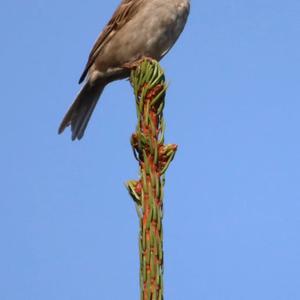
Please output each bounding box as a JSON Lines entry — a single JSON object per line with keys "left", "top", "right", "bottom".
{"left": 126, "top": 59, "right": 177, "bottom": 300}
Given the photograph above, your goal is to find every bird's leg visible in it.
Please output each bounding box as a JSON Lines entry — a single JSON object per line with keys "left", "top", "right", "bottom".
{"left": 122, "top": 56, "right": 155, "bottom": 70}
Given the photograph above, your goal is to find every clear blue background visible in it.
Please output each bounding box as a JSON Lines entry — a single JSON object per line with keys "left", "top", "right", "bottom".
{"left": 1, "top": 1, "right": 299, "bottom": 299}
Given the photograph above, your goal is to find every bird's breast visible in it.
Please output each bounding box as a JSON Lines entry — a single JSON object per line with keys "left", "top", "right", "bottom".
{"left": 142, "top": 0, "right": 190, "bottom": 59}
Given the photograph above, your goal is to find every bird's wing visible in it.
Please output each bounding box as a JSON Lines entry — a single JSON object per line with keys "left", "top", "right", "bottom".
{"left": 79, "top": 0, "right": 144, "bottom": 83}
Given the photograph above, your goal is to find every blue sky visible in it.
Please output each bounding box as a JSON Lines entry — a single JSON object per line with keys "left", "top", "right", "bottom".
{"left": 1, "top": 1, "right": 300, "bottom": 299}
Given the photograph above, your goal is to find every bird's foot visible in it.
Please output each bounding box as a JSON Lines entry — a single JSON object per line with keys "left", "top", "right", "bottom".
{"left": 123, "top": 56, "right": 155, "bottom": 70}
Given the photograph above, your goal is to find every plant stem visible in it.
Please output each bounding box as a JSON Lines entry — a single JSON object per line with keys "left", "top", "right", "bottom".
{"left": 127, "top": 59, "right": 177, "bottom": 300}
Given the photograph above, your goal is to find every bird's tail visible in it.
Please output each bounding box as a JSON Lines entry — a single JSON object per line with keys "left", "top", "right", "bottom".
{"left": 58, "top": 80, "right": 106, "bottom": 140}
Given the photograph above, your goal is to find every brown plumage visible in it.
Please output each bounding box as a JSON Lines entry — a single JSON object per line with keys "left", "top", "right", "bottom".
{"left": 58, "top": 0, "right": 190, "bottom": 140}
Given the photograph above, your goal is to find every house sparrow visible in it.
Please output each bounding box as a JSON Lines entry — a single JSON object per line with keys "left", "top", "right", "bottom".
{"left": 58, "top": 0, "right": 190, "bottom": 140}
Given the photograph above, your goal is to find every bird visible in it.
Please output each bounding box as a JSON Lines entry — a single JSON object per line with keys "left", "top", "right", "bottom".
{"left": 58, "top": 0, "right": 190, "bottom": 140}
